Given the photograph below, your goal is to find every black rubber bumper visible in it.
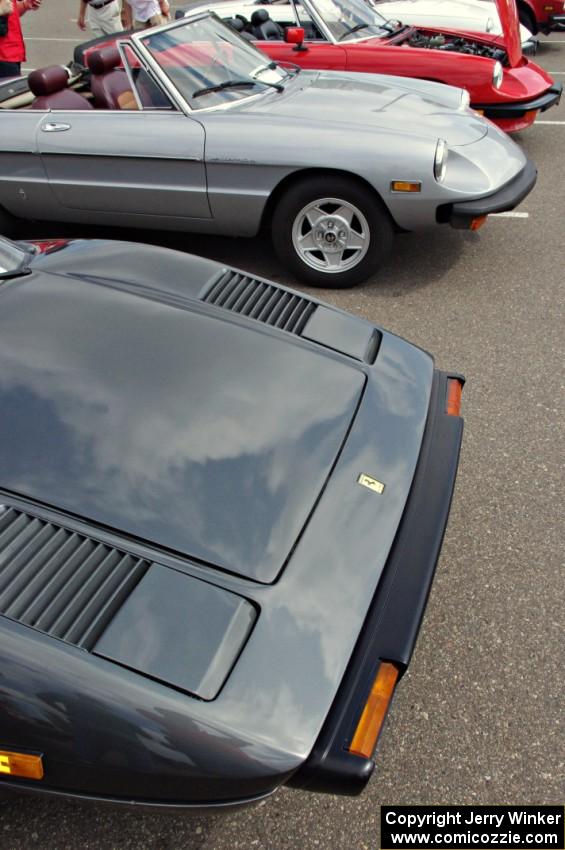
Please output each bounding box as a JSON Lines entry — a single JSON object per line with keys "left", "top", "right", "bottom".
{"left": 475, "top": 82, "right": 563, "bottom": 119}
{"left": 449, "top": 158, "right": 537, "bottom": 229}
{"left": 522, "top": 36, "right": 538, "bottom": 56}
{"left": 287, "top": 370, "right": 464, "bottom": 796}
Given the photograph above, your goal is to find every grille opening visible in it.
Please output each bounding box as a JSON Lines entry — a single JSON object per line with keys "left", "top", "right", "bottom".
{"left": 0, "top": 506, "right": 150, "bottom": 651}
{"left": 202, "top": 271, "right": 316, "bottom": 336}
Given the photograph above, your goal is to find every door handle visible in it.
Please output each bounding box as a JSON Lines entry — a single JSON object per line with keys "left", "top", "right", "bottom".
{"left": 42, "top": 122, "right": 71, "bottom": 132}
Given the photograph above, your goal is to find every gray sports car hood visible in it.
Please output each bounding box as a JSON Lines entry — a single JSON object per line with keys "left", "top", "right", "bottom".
{"left": 236, "top": 70, "right": 487, "bottom": 146}
{"left": 0, "top": 264, "right": 364, "bottom": 584}
{"left": 0, "top": 242, "right": 440, "bottom": 784}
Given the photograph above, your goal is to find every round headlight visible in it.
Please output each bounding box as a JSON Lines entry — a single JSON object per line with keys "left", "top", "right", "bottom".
{"left": 434, "top": 139, "right": 448, "bottom": 183}
{"left": 460, "top": 89, "right": 471, "bottom": 109}
{"left": 492, "top": 60, "right": 503, "bottom": 89}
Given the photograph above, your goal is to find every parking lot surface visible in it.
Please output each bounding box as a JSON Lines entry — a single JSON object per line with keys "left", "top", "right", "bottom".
{"left": 1, "top": 6, "right": 564, "bottom": 849}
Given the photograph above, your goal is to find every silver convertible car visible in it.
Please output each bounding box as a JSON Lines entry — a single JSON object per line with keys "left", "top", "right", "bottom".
{"left": 0, "top": 235, "right": 463, "bottom": 807}
{"left": 0, "top": 12, "right": 535, "bottom": 287}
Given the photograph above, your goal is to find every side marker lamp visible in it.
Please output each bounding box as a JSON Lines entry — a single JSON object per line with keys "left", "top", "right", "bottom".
{"left": 446, "top": 378, "right": 463, "bottom": 417}
{"left": 391, "top": 181, "right": 421, "bottom": 193}
{"left": 349, "top": 661, "right": 400, "bottom": 759}
{"left": 0, "top": 750, "right": 44, "bottom": 780}
{"left": 470, "top": 215, "right": 487, "bottom": 231}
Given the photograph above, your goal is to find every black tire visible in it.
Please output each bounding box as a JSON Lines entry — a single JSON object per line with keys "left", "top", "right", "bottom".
{"left": 271, "top": 175, "right": 394, "bottom": 288}
{"left": 0, "top": 206, "right": 17, "bottom": 239}
{"left": 518, "top": 4, "right": 536, "bottom": 34}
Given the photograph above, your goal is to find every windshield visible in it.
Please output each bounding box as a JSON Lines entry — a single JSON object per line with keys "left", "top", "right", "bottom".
{"left": 139, "top": 16, "right": 287, "bottom": 110}
{"left": 0, "top": 238, "right": 28, "bottom": 278}
{"left": 305, "top": 0, "right": 392, "bottom": 41}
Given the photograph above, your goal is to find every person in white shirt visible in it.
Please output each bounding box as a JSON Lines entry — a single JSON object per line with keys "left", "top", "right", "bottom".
{"left": 77, "top": 0, "right": 123, "bottom": 36}
{"left": 122, "top": 0, "right": 170, "bottom": 29}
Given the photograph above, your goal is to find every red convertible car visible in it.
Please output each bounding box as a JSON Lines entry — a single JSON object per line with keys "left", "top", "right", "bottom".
{"left": 195, "top": 0, "right": 561, "bottom": 132}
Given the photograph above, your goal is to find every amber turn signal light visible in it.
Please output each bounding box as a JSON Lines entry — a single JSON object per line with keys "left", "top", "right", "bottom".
{"left": 0, "top": 750, "right": 44, "bottom": 780}
{"left": 391, "top": 181, "right": 421, "bottom": 193}
{"left": 446, "top": 378, "right": 463, "bottom": 417}
{"left": 469, "top": 215, "right": 487, "bottom": 231}
{"left": 349, "top": 661, "right": 399, "bottom": 759}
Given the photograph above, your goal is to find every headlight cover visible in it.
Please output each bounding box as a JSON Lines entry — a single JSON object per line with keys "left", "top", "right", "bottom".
{"left": 492, "top": 60, "right": 503, "bottom": 89}
{"left": 434, "top": 139, "right": 448, "bottom": 183}
{"left": 460, "top": 89, "right": 471, "bottom": 109}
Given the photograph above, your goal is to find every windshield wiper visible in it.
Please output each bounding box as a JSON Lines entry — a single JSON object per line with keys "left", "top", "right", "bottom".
{"left": 338, "top": 22, "right": 370, "bottom": 40}
{"left": 0, "top": 264, "right": 32, "bottom": 281}
{"left": 193, "top": 80, "right": 257, "bottom": 98}
{"left": 250, "top": 64, "right": 286, "bottom": 90}
{"left": 193, "top": 76, "right": 284, "bottom": 98}
{"left": 260, "top": 59, "right": 301, "bottom": 78}
{"left": 381, "top": 18, "right": 404, "bottom": 33}
{"left": 254, "top": 61, "right": 278, "bottom": 75}
{"left": 0, "top": 244, "right": 33, "bottom": 280}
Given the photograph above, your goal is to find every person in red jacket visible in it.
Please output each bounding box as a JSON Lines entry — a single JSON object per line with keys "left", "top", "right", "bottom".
{"left": 0, "top": 0, "right": 42, "bottom": 79}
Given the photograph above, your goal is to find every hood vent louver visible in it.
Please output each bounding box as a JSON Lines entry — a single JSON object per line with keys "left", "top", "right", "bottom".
{"left": 0, "top": 506, "right": 150, "bottom": 651}
{"left": 202, "top": 271, "right": 316, "bottom": 336}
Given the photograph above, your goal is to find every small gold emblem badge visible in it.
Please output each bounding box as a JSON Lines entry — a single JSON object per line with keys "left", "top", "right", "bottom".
{"left": 357, "top": 473, "right": 385, "bottom": 494}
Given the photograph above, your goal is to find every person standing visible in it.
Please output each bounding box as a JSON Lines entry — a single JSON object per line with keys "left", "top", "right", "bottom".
{"left": 0, "top": 0, "right": 41, "bottom": 79}
{"left": 121, "top": 0, "right": 170, "bottom": 30}
{"left": 77, "top": 0, "right": 123, "bottom": 37}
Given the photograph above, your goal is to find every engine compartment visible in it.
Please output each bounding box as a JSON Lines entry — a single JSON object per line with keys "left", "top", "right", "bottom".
{"left": 408, "top": 32, "right": 508, "bottom": 63}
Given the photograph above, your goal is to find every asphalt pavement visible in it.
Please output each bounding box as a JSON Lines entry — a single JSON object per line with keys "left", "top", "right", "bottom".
{"left": 1, "top": 6, "right": 564, "bottom": 849}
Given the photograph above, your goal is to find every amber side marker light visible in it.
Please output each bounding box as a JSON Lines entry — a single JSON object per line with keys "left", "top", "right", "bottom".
{"left": 446, "top": 378, "right": 463, "bottom": 417}
{"left": 391, "top": 181, "right": 421, "bottom": 193}
{"left": 469, "top": 215, "right": 487, "bottom": 231}
{"left": 349, "top": 662, "right": 400, "bottom": 759}
{"left": 0, "top": 751, "right": 43, "bottom": 780}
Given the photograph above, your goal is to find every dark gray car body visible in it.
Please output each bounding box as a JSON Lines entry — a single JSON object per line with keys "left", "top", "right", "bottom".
{"left": 0, "top": 238, "right": 463, "bottom": 808}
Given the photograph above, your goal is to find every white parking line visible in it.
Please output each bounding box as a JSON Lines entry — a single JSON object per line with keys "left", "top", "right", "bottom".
{"left": 547, "top": 70, "right": 565, "bottom": 73}
{"left": 491, "top": 212, "right": 530, "bottom": 218}
{"left": 535, "top": 120, "right": 565, "bottom": 124}
{"left": 26, "top": 37, "right": 79, "bottom": 42}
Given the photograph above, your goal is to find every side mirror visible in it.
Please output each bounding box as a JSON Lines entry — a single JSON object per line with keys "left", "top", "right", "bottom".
{"left": 284, "top": 26, "right": 306, "bottom": 50}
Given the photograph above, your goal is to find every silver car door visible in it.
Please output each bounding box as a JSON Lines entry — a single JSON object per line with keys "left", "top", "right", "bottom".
{"left": 0, "top": 112, "right": 54, "bottom": 221}
{"left": 36, "top": 111, "right": 210, "bottom": 220}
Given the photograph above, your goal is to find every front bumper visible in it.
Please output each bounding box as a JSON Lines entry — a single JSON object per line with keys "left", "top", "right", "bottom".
{"left": 549, "top": 13, "right": 565, "bottom": 28}
{"left": 449, "top": 158, "right": 536, "bottom": 228}
{"left": 287, "top": 370, "right": 464, "bottom": 796}
{"left": 475, "top": 82, "right": 563, "bottom": 120}
{"left": 522, "top": 36, "right": 538, "bottom": 55}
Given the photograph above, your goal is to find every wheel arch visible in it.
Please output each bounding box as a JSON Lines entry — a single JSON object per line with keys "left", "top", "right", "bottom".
{"left": 261, "top": 167, "right": 400, "bottom": 232}
{"left": 517, "top": 0, "right": 537, "bottom": 33}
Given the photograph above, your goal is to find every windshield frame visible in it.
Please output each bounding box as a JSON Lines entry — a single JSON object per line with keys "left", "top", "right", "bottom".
{"left": 291, "top": 0, "right": 392, "bottom": 44}
{"left": 132, "top": 12, "right": 289, "bottom": 113}
{"left": 0, "top": 237, "right": 31, "bottom": 280}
